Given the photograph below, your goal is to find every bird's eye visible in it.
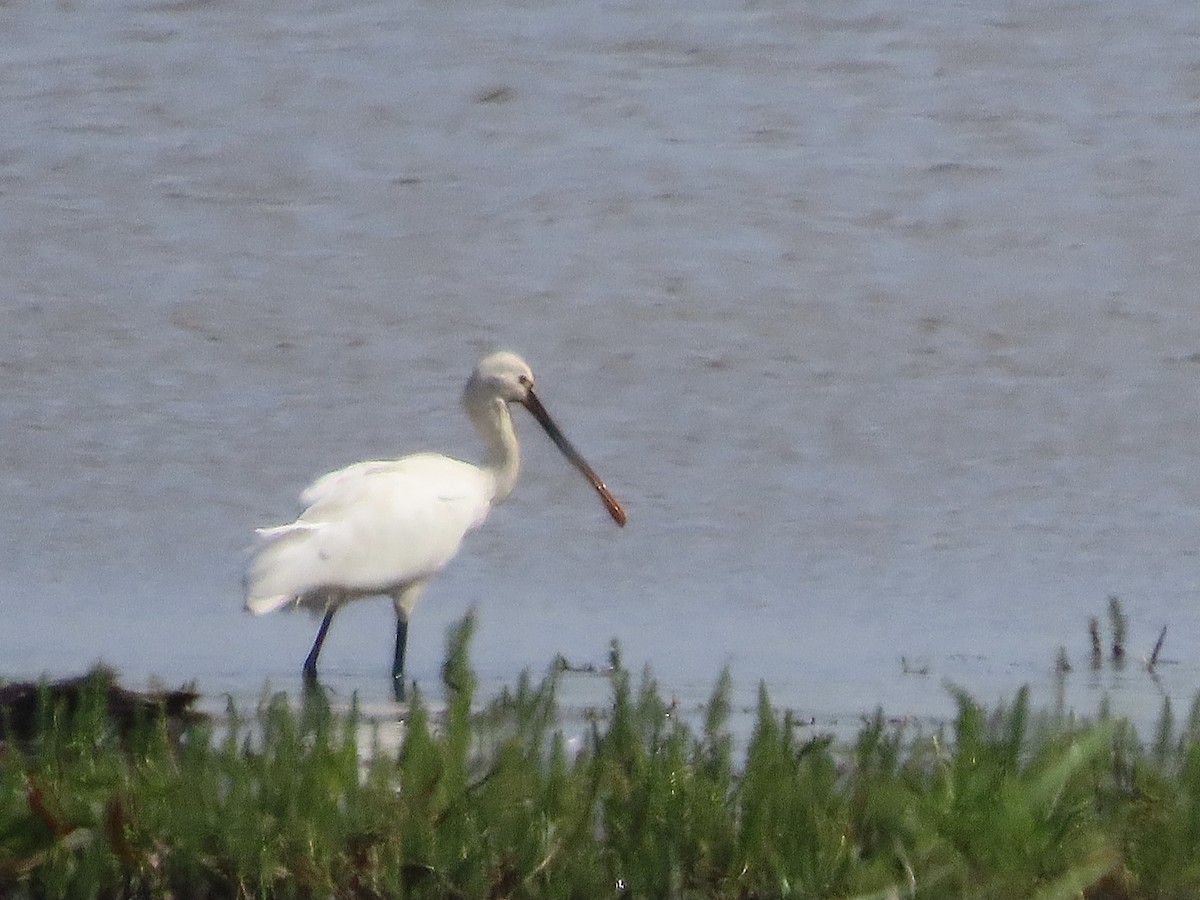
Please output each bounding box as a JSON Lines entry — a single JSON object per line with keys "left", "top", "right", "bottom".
{"left": 518, "top": 374, "right": 533, "bottom": 388}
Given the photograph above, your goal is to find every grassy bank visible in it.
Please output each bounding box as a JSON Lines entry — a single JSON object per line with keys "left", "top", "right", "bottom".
{"left": 3, "top": 615, "right": 1200, "bottom": 898}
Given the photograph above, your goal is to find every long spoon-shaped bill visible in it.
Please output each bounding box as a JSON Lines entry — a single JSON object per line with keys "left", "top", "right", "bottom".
{"left": 522, "top": 389, "right": 627, "bottom": 526}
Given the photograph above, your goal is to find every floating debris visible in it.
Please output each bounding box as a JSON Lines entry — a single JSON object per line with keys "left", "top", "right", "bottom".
{"left": 1148, "top": 625, "right": 1168, "bottom": 673}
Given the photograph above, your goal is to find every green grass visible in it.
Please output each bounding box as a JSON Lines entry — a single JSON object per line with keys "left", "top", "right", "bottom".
{"left": 4, "top": 615, "right": 1200, "bottom": 898}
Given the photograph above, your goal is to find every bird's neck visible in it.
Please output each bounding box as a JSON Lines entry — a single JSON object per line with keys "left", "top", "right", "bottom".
{"left": 466, "top": 395, "right": 520, "bottom": 504}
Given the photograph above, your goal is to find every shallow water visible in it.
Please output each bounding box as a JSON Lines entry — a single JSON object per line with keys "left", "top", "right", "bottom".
{"left": 3, "top": 0, "right": 1200, "bottom": 737}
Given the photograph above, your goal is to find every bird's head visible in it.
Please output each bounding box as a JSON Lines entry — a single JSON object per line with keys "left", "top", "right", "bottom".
{"left": 468, "top": 351, "right": 536, "bottom": 404}
{"left": 464, "top": 350, "right": 627, "bottom": 527}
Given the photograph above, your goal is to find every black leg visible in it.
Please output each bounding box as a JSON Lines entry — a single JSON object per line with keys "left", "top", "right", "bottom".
{"left": 392, "top": 617, "right": 409, "bottom": 701}
{"left": 303, "top": 608, "right": 337, "bottom": 681}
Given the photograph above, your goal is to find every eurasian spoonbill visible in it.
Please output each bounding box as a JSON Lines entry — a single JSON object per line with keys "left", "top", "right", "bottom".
{"left": 243, "top": 351, "right": 626, "bottom": 698}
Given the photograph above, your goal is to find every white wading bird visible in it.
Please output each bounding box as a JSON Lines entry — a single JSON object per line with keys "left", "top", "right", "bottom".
{"left": 244, "top": 351, "right": 626, "bottom": 698}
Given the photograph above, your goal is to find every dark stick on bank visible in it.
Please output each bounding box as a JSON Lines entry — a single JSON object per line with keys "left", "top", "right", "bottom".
{"left": 0, "top": 666, "right": 202, "bottom": 744}
{"left": 1108, "top": 595, "right": 1127, "bottom": 667}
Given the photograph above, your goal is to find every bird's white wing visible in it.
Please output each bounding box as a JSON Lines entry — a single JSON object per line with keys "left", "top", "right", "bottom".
{"left": 245, "top": 454, "right": 494, "bottom": 614}
{"left": 299, "top": 459, "right": 405, "bottom": 507}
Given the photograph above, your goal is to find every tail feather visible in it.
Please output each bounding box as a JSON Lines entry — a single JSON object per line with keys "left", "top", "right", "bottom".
{"left": 244, "top": 524, "right": 328, "bottom": 615}
{"left": 255, "top": 522, "right": 319, "bottom": 539}
{"left": 244, "top": 592, "right": 294, "bottom": 615}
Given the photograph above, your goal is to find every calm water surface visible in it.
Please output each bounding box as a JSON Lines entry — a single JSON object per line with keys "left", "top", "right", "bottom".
{"left": 3, "top": 0, "right": 1200, "bottom": 736}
